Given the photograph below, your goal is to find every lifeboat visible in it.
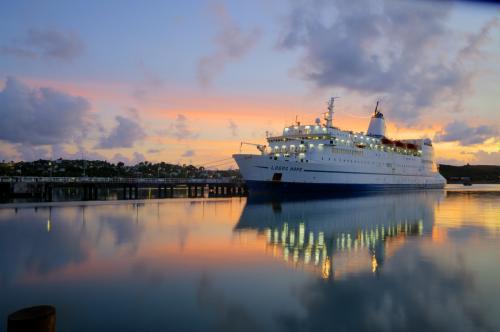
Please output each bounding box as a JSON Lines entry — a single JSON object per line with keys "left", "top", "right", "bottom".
{"left": 394, "top": 141, "right": 406, "bottom": 148}
{"left": 381, "top": 138, "right": 394, "bottom": 146}
{"left": 406, "top": 143, "right": 418, "bottom": 150}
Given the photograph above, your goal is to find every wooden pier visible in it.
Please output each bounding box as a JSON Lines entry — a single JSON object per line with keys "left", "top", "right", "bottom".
{"left": 0, "top": 177, "right": 247, "bottom": 201}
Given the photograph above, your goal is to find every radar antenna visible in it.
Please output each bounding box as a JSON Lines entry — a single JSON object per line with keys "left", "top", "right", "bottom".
{"left": 324, "top": 96, "right": 339, "bottom": 128}
{"left": 374, "top": 100, "right": 380, "bottom": 115}
{"left": 373, "top": 99, "right": 385, "bottom": 118}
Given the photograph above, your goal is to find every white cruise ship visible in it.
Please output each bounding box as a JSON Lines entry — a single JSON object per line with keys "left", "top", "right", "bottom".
{"left": 233, "top": 98, "right": 446, "bottom": 194}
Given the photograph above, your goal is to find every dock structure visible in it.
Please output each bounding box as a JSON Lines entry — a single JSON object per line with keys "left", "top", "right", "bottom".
{"left": 0, "top": 177, "right": 247, "bottom": 202}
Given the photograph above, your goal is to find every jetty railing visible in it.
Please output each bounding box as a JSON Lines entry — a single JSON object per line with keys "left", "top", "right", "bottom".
{"left": 0, "top": 176, "right": 241, "bottom": 184}
{"left": 0, "top": 176, "right": 246, "bottom": 201}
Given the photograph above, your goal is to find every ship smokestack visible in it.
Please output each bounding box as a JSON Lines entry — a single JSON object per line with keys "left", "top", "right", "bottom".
{"left": 367, "top": 101, "right": 386, "bottom": 137}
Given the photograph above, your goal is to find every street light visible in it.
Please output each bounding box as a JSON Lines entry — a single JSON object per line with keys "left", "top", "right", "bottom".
{"left": 48, "top": 161, "right": 52, "bottom": 178}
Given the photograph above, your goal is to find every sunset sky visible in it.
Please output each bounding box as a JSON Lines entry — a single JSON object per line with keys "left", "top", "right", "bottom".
{"left": 0, "top": 0, "right": 499, "bottom": 168}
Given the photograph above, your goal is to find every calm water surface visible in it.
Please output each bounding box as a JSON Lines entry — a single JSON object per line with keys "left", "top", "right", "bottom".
{"left": 1, "top": 185, "right": 500, "bottom": 331}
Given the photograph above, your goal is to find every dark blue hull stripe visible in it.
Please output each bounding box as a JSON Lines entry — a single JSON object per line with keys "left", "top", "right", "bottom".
{"left": 245, "top": 180, "right": 444, "bottom": 194}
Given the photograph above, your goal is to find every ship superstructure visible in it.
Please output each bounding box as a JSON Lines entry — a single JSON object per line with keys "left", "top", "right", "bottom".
{"left": 233, "top": 98, "right": 446, "bottom": 193}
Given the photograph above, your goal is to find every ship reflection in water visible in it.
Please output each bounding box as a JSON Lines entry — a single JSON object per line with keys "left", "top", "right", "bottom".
{"left": 236, "top": 192, "right": 439, "bottom": 280}
{"left": 1, "top": 185, "right": 500, "bottom": 332}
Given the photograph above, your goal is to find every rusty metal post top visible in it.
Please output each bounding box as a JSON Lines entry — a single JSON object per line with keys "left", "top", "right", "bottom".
{"left": 7, "top": 305, "right": 56, "bottom": 332}
{"left": 8, "top": 305, "right": 55, "bottom": 321}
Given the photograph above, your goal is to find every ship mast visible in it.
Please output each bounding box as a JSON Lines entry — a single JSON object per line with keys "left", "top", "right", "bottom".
{"left": 325, "top": 97, "right": 338, "bottom": 128}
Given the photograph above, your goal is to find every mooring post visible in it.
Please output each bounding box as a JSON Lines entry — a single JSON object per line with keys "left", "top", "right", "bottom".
{"left": 7, "top": 305, "right": 56, "bottom": 332}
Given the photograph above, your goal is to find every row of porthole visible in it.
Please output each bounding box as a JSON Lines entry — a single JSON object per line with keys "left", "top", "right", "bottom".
{"left": 270, "top": 155, "right": 427, "bottom": 173}
{"left": 321, "top": 156, "right": 420, "bottom": 167}
{"left": 272, "top": 153, "right": 425, "bottom": 167}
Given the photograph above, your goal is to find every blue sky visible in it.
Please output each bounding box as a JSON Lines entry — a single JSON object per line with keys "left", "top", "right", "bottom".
{"left": 0, "top": 0, "right": 499, "bottom": 166}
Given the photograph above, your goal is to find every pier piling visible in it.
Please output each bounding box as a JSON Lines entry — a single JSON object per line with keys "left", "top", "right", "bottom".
{"left": 0, "top": 177, "right": 246, "bottom": 201}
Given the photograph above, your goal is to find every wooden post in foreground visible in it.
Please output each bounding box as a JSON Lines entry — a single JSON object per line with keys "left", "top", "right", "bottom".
{"left": 7, "top": 305, "right": 56, "bottom": 332}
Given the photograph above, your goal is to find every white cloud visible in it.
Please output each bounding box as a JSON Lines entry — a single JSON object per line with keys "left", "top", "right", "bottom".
{"left": 0, "top": 77, "right": 91, "bottom": 146}
{"left": 435, "top": 121, "right": 499, "bottom": 146}
{"left": 278, "top": 0, "right": 497, "bottom": 123}
{"left": 97, "top": 115, "right": 146, "bottom": 149}
{"left": 1, "top": 27, "right": 84, "bottom": 60}
{"left": 197, "top": 3, "right": 261, "bottom": 86}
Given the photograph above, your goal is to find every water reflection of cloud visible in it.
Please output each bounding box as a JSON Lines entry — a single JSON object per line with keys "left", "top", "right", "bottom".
{"left": 197, "top": 273, "right": 262, "bottom": 332}
{"left": 0, "top": 204, "right": 145, "bottom": 285}
{"left": 97, "top": 212, "right": 142, "bottom": 248}
{"left": 0, "top": 208, "right": 90, "bottom": 285}
{"left": 436, "top": 191, "right": 500, "bottom": 235}
{"left": 275, "top": 249, "right": 492, "bottom": 332}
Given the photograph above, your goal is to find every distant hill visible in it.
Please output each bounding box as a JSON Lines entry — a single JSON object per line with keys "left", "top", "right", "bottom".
{"left": 0, "top": 159, "right": 240, "bottom": 179}
{"left": 439, "top": 164, "right": 500, "bottom": 183}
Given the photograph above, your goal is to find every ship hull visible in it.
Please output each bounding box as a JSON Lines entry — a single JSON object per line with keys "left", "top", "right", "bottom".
{"left": 234, "top": 154, "right": 446, "bottom": 195}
